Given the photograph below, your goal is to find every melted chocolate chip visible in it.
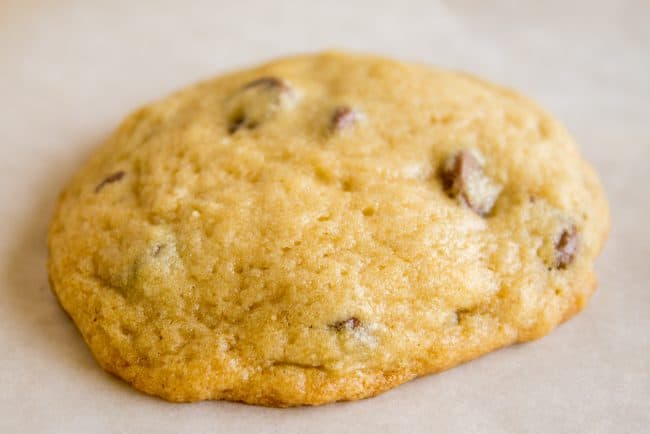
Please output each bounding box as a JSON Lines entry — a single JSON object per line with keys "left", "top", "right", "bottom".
{"left": 555, "top": 225, "right": 579, "bottom": 269}
{"left": 441, "top": 150, "right": 480, "bottom": 192}
{"left": 440, "top": 150, "right": 501, "bottom": 216}
{"left": 95, "top": 170, "right": 125, "bottom": 193}
{"left": 242, "top": 76, "right": 286, "bottom": 90}
{"left": 331, "top": 317, "right": 361, "bottom": 332}
{"left": 227, "top": 76, "right": 296, "bottom": 134}
{"left": 330, "top": 106, "right": 360, "bottom": 131}
{"left": 228, "top": 114, "right": 248, "bottom": 134}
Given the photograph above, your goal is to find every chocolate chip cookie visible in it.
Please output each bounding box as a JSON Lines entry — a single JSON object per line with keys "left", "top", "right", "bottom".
{"left": 47, "top": 51, "right": 610, "bottom": 406}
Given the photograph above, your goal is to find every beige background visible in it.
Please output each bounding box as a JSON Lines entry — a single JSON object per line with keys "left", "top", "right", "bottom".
{"left": 1, "top": 1, "right": 648, "bottom": 432}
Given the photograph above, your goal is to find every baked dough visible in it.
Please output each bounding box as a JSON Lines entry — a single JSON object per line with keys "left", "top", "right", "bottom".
{"left": 48, "top": 52, "right": 610, "bottom": 406}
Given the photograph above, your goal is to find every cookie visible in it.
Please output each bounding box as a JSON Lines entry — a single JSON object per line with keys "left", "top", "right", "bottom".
{"left": 47, "top": 51, "right": 610, "bottom": 406}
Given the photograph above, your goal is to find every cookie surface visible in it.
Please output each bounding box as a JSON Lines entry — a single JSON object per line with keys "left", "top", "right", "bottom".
{"left": 47, "top": 51, "right": 610, "bottom": 406}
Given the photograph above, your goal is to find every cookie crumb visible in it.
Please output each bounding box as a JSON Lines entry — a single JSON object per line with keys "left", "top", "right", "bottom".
{"left": 440, "top": 150, "right": 501, "bottom": 216}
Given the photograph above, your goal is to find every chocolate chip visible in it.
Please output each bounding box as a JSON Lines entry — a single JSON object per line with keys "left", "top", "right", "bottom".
{"left": 440, "top": 150, "right": 501, "bottom": 216}
{"left": 441, "top": 150, "right": 479, "bottom": 191}
{"left": 555, "top": 225, "right": 579, "bottom": 269}
{"left": 227, "top": 115, "right": 250, "bottom": 134}
{"left": 330, "top": 105, "right": 361, "bottom": 131}
{"left": 95, "top": 170, "right": 125, "bottom": 193}
{"left": 227, "top": 76, "right": 297, "bottom": 133}
{"left": 330, "top": 317, "right": 361, "bottom": 332}
{"left": 242, "top": 76, "right": 286, "bottom": 90}
{"left": 227, "top": 114, "right": 247, "bottom": 134}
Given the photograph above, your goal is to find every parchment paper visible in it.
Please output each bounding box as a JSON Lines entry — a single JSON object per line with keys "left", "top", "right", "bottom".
{"left": 1, "top": 1, "right": 648, "bottom": 432}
